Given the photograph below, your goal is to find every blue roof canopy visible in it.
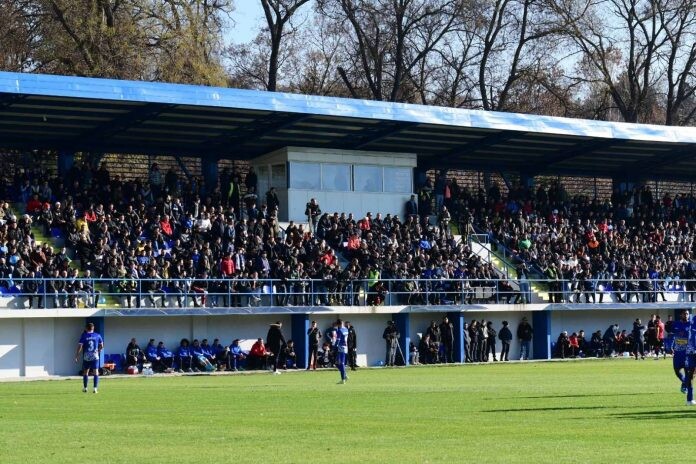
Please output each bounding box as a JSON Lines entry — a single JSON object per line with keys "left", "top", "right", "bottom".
{"left": 1, "top": 71, "right": 695, "bottom": 180}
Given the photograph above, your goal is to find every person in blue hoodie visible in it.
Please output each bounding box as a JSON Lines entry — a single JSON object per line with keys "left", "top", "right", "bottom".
{"left": 210, "top": 338, "right": 229, "bottom": 371}
{"left": 229, "top": 339, "right": 246, "bottom": 371}
{"left": 146, "top": 339, "right": 172, "bottom": 372}
{"left": 159, "top": 342, "right": 174, "bottom": 370}
{"left": 176, "top": 338, "right": 193, "bottom": 373}
{"left": 191, "top": 339, "right": 214, "bottom": 372}
{"left": 200, "top": 339, "right": 217, "bottom": 367}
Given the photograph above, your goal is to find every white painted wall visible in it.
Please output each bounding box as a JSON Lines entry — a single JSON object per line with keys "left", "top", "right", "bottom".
{"left": 287, "top": 190, "right": 412, "bottom": 224}
{"left": 0, "top": 307, "right": 682, "bottom": 377}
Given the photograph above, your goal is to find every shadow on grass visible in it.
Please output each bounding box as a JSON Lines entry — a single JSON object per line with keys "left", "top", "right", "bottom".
{"left": 483, "top": 405, "right": 620, "bottom": 412}
{"left": 489, "top": 392, "right": 654, "bottom": 401}
{"left": 610, "top": 410, "right": 696, "bottom": 420}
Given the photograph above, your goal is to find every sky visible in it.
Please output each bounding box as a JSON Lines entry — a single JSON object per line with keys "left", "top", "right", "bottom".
{"left": 226, "top": 1, "right": 266, "bottom": 45}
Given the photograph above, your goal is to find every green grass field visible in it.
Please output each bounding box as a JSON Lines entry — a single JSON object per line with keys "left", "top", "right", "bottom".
{"left": 0, "top": 359, "right": 693, "bottom": 463}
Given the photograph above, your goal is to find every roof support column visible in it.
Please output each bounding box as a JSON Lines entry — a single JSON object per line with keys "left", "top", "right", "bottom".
{"left": 519, "top": 172, "right": 535, "bottom": 190}
{"left": 201, "top": 157, "right": 219, "bottom": 197}
{"left": 57, "top": 150, "right": 74, "bottom": 178}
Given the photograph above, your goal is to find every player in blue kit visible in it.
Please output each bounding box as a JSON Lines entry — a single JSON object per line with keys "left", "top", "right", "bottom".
{"left": 333, "top": 319, "right": 349, "bottom": 384}
{"left": 74, "top": 322, "right": 104, "bottom": 393}
{"left": 672, "top": 310, "right": 690, "bottom": 395}
{"left": 685, "top": 309, "right": 696, "bottom": 405}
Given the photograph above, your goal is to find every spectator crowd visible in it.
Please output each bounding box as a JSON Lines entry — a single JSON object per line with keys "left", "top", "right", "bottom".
{"left": 2, "top": 161, "right": 696, "bottom": 308}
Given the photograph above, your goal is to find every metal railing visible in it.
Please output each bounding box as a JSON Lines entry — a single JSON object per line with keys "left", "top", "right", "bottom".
{"left": 0, "top": 277, "right": 694, "bottom": 309}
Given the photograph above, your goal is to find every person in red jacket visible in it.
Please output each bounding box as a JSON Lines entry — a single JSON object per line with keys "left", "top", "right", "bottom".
{"left": 26, "top": 194, "right": 42, "bottom": 214}
{"left": 159, "top": 214, "right": 173, "bottom": 237}
{"left": 568, "top": 332, "right": 580, "bottom": 358}
{"left": 220, "top": 252, "right": 235, "bottom": 277}
{"left": 249, "top": 338, "right": 271, "bottom": 370}
{"left": 654, "top": 315, "right": 665, "bottom": 358}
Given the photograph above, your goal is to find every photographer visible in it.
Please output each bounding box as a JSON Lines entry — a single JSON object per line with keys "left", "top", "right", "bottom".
{"left": 382, "top": 320, "right": 400, "bottom": 366}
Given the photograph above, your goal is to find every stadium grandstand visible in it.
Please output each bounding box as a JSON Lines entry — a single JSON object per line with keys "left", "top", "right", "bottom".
{"left": 1, "top": 71, "right": 696, "bottom": 377}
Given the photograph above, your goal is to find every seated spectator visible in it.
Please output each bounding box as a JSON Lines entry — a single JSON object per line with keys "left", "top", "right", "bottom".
{"left": 577, "top": 330, "right": 588, "bottom": 357}
{"left": 409, "top": 341, "right": 420, "bottom": 365}
{"left": 228, "top": 339, "right": 246, "bottom": 371}
{"left": 146, "top": 340, "right": 174, "bottom": 372}
{"left": 280, "top": 340, "right": 298, "bottom": 369}
{"left": 210, "top": 338, "right": 229, "bottom": 371}
{"left": 555, "top": 331, "right": 570, "bottom": 359}
{"left": 191, "top": 339, "right": 214, "bottom": 372}
{"left": 419, "top": 334, "right": 438, "bottom": 364}
{"left": 176, "top": 338, "right": 193, "bottom": 373}
{"left": 590, "top": 330, "right": 604, "bottom": 357}
{"left": 125, "top": 337, "right": 145, "bottom": 369}
{"left": 568, "top": 332, "right": 579, "bottom": 358}
{"left": 318, "top": 341, "right": 334, "bottom": 368}
{"left": 248, "top": 338, "right": 271, "bottom": 370}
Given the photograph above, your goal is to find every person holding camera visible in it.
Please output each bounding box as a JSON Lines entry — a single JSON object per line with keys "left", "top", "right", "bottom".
{"left": 382, "top": 320, "right": 400, "bottom": 366}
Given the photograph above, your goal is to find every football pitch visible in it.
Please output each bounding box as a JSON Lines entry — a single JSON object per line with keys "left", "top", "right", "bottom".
{"left": 0, "top": 359, "right": 693, "bottom": 463}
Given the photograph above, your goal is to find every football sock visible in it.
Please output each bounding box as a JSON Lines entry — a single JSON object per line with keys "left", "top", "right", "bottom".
{"left": 83, "top": 375, "right": 88, "bottom": 389}
{"left": 94, "top": 375, "right": 99, "bottom": 388}
{"left": 688, "top": 387, "right": 693, "bottom": 402}
{"left": 678, "top": 373, "right": 685, "bottom": 382}
{"left": 338, "top": 362, "right": 346, "bottom": 380}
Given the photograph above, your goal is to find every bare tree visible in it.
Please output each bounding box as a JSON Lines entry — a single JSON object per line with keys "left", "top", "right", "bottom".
{"left": 0, "top": 1, "right": 36, "bottom": 72}
{"left": 554, "top": 0, "right": 667, "bottom": 123}
{"left": 316, "top": 0, "right": 464, "bottom": 102}
{"left": 260, "top": 0, "right": 311, "bottom": 91}
{"left": 477, "top": 0, "right": 570, "bottom": 112}
{"left": 657, "top": 0, "right": 696, "bottom": 125}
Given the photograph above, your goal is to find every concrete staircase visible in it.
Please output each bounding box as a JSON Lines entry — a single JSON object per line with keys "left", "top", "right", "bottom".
{"left": 21, "top": 205, "right": 118, "bottom": 308}
{"left": 470, "top": 240, "right": 549, "bottom": 302}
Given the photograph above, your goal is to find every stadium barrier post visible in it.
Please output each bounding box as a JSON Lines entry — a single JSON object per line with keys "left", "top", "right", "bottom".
{"left": 394, "top": 313, "right": 410, "bottom": 366}
{"left": 532, "top": 310, "right": 551, "bottom": 360}
{"left": 291, "top": 314, "right": 310, "bottom": 369}
{"left": 448, "top": 311, "right": 465, "bottom": 363}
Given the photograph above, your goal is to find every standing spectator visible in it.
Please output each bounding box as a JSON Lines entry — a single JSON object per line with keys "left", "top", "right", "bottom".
{"left": 603, "top": 323, "right": 620, "bottom": 357}
{"left": 148, "top": 163, "right": 163, "bottom": 198}
{"left": 382, "top": 320, "right": 400, "bottom": 366}
{"left": 405, "top": 194, "right": 418, "bottom": 218}
{"left": 664, "top": 315, "right": 675, "bottom": 358}
{"left": 498, "top": 321, "right": 512, "bottom": 361}
{"left": 305, "top": 198, "right": 321, "bottom": 235}
{"left": 517, "top": 317, "right": 533, "bottom": 360}
{"left": 440, "top": 317, "right": 454, "bottom": 363}
{"left": 245, "top": 167, "right": 258, "bottom": 194}
{"left": 654, "top": 315, "right": 665, "bottom": 358}
{"left": 265, "top": 187, "right": 280, "bottom": 215}
{"left": 306, "top": 320, "right": 322, "bottom": 370}
{"left": 346, "top": 321, "right": 358, "bottom": 370}
{"left": 632, "top": 318, "right": 647, "bottom": 360}
{"left": 486, "top": 321, "right": 498, "bottom": 362}
{"left": 646, "top": 314, "right": 658, "bottom": 355}
{"left": 468, "top": 320, "right": 479, "bottom": 362}
{"left": 462, "top": 322, "right": 472, "bottom": 362}
{"left": 266, "top": 321, "right": 286, "bottom": 374}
